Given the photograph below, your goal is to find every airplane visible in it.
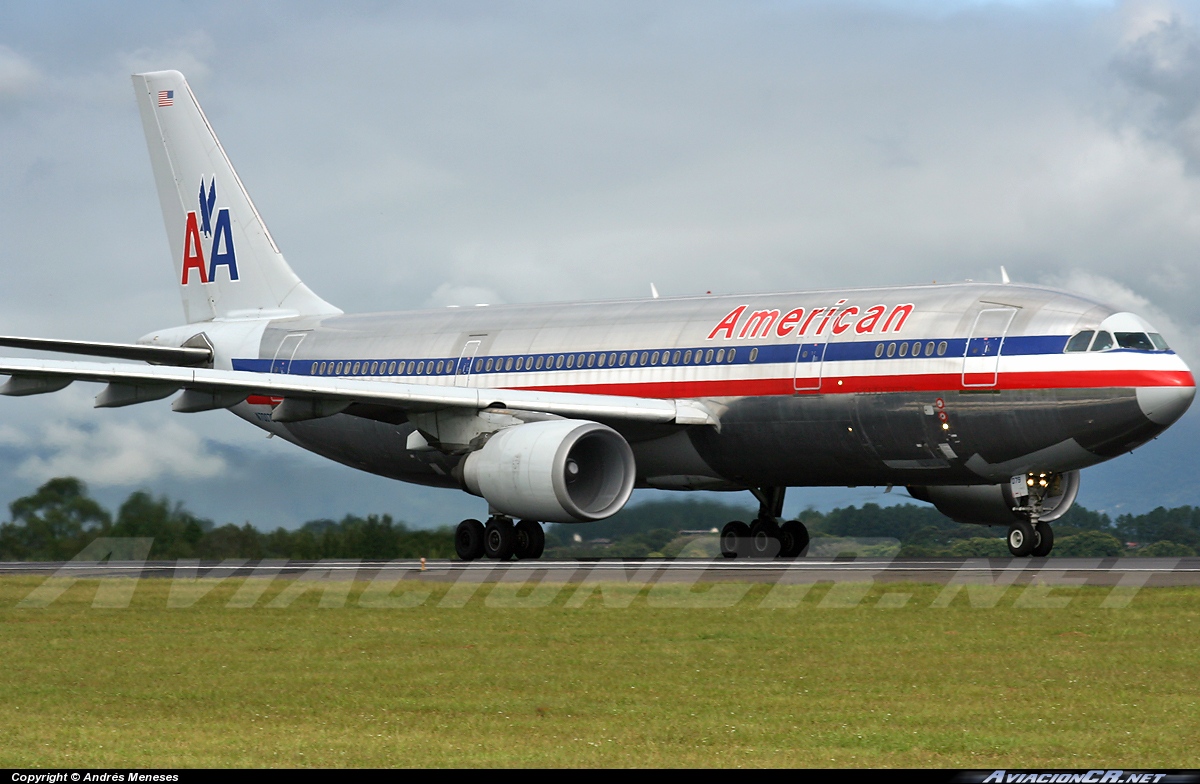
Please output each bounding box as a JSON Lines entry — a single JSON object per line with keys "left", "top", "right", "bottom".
{"left": 0, "top": 70, "right": 1193, "bottom": 561}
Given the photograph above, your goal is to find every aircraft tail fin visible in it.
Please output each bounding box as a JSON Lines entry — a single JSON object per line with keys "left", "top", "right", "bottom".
{"left": 132, "top": 71, "right": 341, "bottom": 324}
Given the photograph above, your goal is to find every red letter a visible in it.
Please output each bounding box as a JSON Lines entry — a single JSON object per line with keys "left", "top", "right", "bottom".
{"left": 181, "top": 212, "right": 208, "bottom": 285}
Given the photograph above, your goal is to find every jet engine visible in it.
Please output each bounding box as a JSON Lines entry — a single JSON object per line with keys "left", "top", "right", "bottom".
{"left": 907, "top": 470, "right": 1080, "bottom": 526}
{"left": 461, "top": 419, "right": 636, "bottom": 524}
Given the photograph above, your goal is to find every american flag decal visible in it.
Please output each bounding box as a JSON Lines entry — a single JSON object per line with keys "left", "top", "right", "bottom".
{"left": 157, "top": 90, "right": 174, "bottom": 107}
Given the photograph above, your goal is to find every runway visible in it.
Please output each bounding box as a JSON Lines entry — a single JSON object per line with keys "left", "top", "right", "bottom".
{"left": 2, "top": 557, "right": 1200, "bottom": 586}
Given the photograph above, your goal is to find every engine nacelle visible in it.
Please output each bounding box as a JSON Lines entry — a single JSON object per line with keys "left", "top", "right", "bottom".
{"left": 461, "top": 419, "right": 636, "bottom": 524}
{"left": 907, "top": 470, "right": 1080, "bottom": 526}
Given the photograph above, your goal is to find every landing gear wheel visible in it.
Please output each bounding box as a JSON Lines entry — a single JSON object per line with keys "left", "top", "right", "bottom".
{"left": 455, "top": 518, "right": 485, "bottom": 561}
{"left": 513, "top": 519, "right": 545, "bottom": 560}
{"left": 778, "top": 520, "right": 810, "bottom": 558}
{"left": 1030, "top": 522, "right": 1054, "bottom": 557}
{"left": 484, "top": 517, "right": 516, "bottom": 560}
{"left": 720, "top": 520, "right": 750, "bottom": 559}
{"left": 748, "top": 517, "right": 782, "bottom": 558}
{"left": 1007, "top": 520, "right": 1036, "bottom": 557}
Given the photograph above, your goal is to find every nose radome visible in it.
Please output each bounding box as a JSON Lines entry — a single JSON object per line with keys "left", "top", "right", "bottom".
{"left": 1137, "top": 385, "right": 1196, "bottom": 425}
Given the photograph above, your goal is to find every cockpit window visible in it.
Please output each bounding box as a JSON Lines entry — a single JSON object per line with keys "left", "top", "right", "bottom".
{"left": 1150, "top": 333, "right": 1171, "bottom": 350}
{"left": 1089, "top": 331, "right": 1114, "bottom": 352}
{"left": 1116, "top": 332, "right": 1155, "bottom": 351}
{"left": 1064, "top": 331, "right": 1094, "bottom": 352}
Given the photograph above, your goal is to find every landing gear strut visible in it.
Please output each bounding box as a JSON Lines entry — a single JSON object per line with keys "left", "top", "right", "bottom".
{"left": 721, "top": 487, "right": 809, "bottom": 560}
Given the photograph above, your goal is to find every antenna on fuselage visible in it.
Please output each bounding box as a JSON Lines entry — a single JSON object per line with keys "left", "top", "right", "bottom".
{"left": 1000, "top": 266, "right": 1011, "bottom": 284}
{"left": 650, "top": 283, "right": 660, "bottom": 299}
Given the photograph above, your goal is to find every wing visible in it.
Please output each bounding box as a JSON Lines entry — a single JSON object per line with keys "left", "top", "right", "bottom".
{"left": 0, "top": 356, "right": 719, "bottom": 426}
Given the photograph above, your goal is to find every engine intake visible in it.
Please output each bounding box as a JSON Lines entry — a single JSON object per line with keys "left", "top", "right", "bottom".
{"left": 907, "top": 470, "right": 1080, "bottom": 526}
{"left": 461, "top": 419, "right": 636, "bottom": 523}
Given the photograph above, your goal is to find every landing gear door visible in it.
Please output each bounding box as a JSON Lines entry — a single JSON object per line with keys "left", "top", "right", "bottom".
{"left": 455, "top": 339, "right": 482, "bottom": 387}
{"left": 962, "top": 307, "right": 1017, "bottom": 388}
{"left": 794, "top": 335, "right": 827, "bottom": 391}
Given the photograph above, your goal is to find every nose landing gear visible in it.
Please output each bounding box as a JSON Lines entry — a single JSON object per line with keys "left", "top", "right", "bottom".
{"left": 1007, "top": 472, "right": 1064, "bottom": 557}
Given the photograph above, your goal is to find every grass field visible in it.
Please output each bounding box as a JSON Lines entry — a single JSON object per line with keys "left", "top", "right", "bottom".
{"left": 0, "top": 574, "right": 1197, "bottom": 767}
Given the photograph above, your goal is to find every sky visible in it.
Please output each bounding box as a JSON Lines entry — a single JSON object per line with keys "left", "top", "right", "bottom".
{"left": 2, "top": 0, "right": 1200, "bottom": 527}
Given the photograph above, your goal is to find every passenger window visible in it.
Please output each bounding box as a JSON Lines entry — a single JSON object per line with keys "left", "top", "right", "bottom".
{"left": 705, "top": 349, "right": 714, "bottom": 363}
{"left": 749, "top": 347, "right": 758, "bottom": 362}
{"left": 1116, "top": 332, "right": 1155, "bottom": 351}
{"left": 899, "top": 342, "right": 908, "bottom": 357}
{"left": 609, "top": 353, "right": 617, "bottom": 366}
{"left": 353, "top": 362, "right": 361, "bottom": 374}
{"left": 1064, "top": 331, "right": 1094, "bottom": 353}
{"left": 588, "top": 354, "right": 596, "bottom": 367}
{"left": 727, "top": 348, "right": 736, "bottom": 362}
{"left": 388, "top": 361, "right": 396, "bottom": 374}
{"left": 886, "top": 343, "right": 896, "bottom": 358}
{"left": 925, "top": 341, "right": 934, "bottom": 357}
{"left": 684, "top": 350, "right": 693, "bottom": 363}
{"left": 369, "top": 361, "right": 378, "bottom": 374}
{"left": 565, "top": 354, "right": 573, "bottom": 369}
{"left": 596, "top": 354, "right": 605, "bottom": 368}
{"left": 639, "top": 352, "right": 648, "bottom": 365}
{"left": 1090, "top": 331, "right": 1114, "bottom": 352}
{"left": 485, "top": 358, "right": 494, "bottom": 372}
{"left": 408, "top": 361, "right": 416, "bottom": 374}
{"left": 416, "top": 361, "right": 424, "bottom": 374}
{"left": 474, "top": 359, "right": 483, "bottom": 372}
{"left": 650, "top": 352, "right": 659, "bottom": 365}
{"left": 874, "top": 344, "right": 883, "bottom": 358}
{"left": 536, "top": 356, "right": 545, "bottom": 370}
{"left": 335, "top": 361, "right": 344, "bottom": 374}
{"left": 672, "top": 350, "right": 682, "bottom": 364}
{"left": 716, "top": 349, "right": 725, "bottom": 362}
{"left": 556, "top": 355, "right": 565, "bottom": 369}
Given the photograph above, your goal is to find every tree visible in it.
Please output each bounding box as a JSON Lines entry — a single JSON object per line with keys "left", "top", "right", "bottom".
{"left": 0, "top": 477, "right": 110, "bottom": 560}
{"left": 1052, "top": 531, "right": 1124, "bottom": 557}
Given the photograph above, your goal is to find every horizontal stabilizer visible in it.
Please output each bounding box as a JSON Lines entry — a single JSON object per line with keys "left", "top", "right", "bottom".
{"left": 0, "top": 335, "right": 211, "bottom": 366}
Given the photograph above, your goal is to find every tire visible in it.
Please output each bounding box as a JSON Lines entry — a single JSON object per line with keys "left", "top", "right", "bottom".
{"left": 748, "top": 517, "right": 782, "bottom": 558}
{"left": 720, "top": 520, "right": 750, "bottom": 558}
{"left": 1007, "top": 520, "right": 1036, "bottom": 557}
{"left": 514, "top": 519, "right": 545, "bottom": 560}
{"left": 778, "top": 520, "right": 810, "bottom": 558}
{"left": 484, "top": 517, "right": 516, "bottom": 560}
{"left": 455, "top": 518, "right": 485, "bottom": 561}
{"left": 1030, "top": 522, "right": 1054, "bottom": 557}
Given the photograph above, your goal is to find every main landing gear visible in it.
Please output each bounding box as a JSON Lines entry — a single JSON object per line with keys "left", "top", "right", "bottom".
{"left": 455, "top": 516, "right": 545, "bottom": 561}
{"left": 720, "top": 487, "right": 810, "bottom": 559}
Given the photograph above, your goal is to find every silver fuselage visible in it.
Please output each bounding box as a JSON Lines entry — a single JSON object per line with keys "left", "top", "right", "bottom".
{"left": 210, "top": 282, "right": 1194, "bottom": 496}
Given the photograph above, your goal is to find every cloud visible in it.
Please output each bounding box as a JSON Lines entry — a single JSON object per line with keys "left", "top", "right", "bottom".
{"left": 118, "top": 31, "right": 215, "bottom": 82}
{"left": 13, "top": 416, "right": 226, "bottom": 487}
{"left": 0, "top": 45, "right": 40, "bottom": 99}
{"left": 1110, "top": 3, "right": 1200, "bottom": 171}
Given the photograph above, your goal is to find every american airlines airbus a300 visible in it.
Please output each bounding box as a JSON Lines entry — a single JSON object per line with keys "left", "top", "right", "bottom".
{"left": 0, "top": 71, "right": 1193, "bottom": 560}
